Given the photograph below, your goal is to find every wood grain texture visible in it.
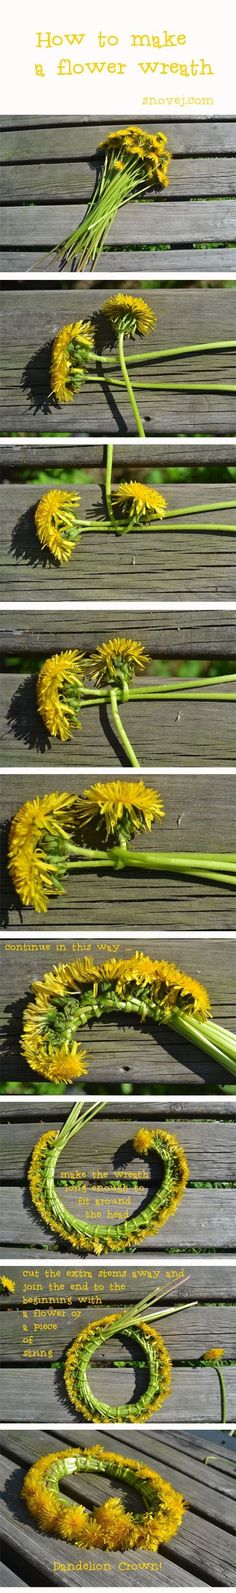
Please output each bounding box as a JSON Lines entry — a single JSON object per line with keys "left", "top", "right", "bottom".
{"left": 1, "top": 285, "right": 235, "bottom": 435}
{"left": 1, "top": 936, "right": 235, "bottom": 1093}
{"left": 1, "top": 771, "right": 235, "bottom": 930}
{"left": 2, "top": 607, "right": 236, "bottom": 654}
{"left": 1, "top": 1264, "right": 235, "bottom": 1424}
{"left": 1, "top": 1429, "right": 236, "bottom": 1585}
{"left": 1, "top": 442, "right": 234, "bottom": 468}
{"left": 2, "top": 673, "right": 236, "bottom": 768}
{"left": 1, "top": 117, "right": 236, "bottom": 275}
{"left": 0, "top": 1104, "right": 235, "bottom": 1256}
{"left": 1, "top": 480, "right": 236, "bottom": 600}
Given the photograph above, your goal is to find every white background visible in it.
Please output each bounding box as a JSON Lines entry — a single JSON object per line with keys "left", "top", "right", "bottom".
{"left": 0, "top": 0, "right": 235, "bottom": 116}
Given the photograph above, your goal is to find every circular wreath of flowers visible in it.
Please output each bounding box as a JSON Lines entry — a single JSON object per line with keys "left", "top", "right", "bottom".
{"left": 64, "top": 1313, "right": 171, "bottom": 1424}
{"left": 28, "top": 1099, "right": 189, "bottom": 1255}
{"left": 21, "top": 1444, "right": 185, "bottom": 1551}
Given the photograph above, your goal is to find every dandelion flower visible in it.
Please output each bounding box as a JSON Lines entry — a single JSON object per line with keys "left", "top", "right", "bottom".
{"left": 34, "top": 489, "right": 81, "bottom": 564}
{"left": 50, "top": 320, "right": 95, "bottom": 404}
{"left": 203, "top": 1347, "right": 225, "bottom": 1363}
{"left": 88, "top": 636, "right": 149, "bottom": 687}
{"left": 0, "top": 1275, "right": 15, "bottom": 1293}
{"left": 102, "top": 293, "right": 156, "bottom": 339}
{"left": 76, "top": 778, "right": 165, "bottom": 838}
{"left": 113, "top": 480, "right": 167, "bottom": 523}
{"left": 22, "top": 1444, "right": 185, "bottom": 1552}
{"left": 8, "top": 792, "right": 79, "bottom": 913}
{"left": 37, "top": 650, "right": 85, "bottom": 741}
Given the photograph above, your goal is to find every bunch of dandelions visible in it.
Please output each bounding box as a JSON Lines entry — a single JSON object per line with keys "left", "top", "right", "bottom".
{"left": 36, "top": 639, "right": 236, "bottom": 765}
{"left": 27, "top": 1098, "right": 190, "bottom": 1254}
{"left": 21, "top": 1441, "right": 185, "bottom": 1553}
{"left": 21, "top": 950, "right": 236, "bottom": 1087}
{"left": 8, "top": 781, "right": 236, "bottom": 919}
{"left": 42, "top": 125, "right": 171, "bottom": 274}
{"left": 63, "top": 1274, "right": 197, "bottom": 1423}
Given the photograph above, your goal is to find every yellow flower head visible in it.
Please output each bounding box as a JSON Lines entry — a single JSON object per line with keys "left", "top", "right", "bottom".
{"left": 88, "top": 637, "right": 149, "bottom": 687}
{"left": 37, "top": 650, "right": 85, "bottom": 741}
{"left": 113, "top": 480, "right": 167, "bottom": 523}
{"left": 34, "top": 489, "right": 81, "bottom": 564}
{"left": 76, "top": 779, "right": 165, "bottom": 838}
{"left": 102, "top": 293, "right": 156, "bottom": 339}
{"left": 8, "top": 791, "right": 79, "bottom": 913}
{"left": 100, "top": 125, "right": 171, "bottom": 189}
{"left": 0, "top": 1275, "right": 15, "bottom": 1293}
{"left": 50, "top": 320, "right": 94, "bottom": 404}
{"left": 203, "top": 1347, "right": 225, "bottom": 1363}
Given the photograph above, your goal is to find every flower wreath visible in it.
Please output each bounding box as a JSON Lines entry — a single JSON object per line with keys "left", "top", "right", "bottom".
{"left": 21, "top": 950, "right": 211, "bottom": 1085}
{"left": 28, "top": 1100, "right": 189, "bottom": 1255}
{"left": 21, "top": 1444, "right": 185, "bottom": 1551}
{"left": 64, "top": 1314, "right": 171, "bottom": 1424}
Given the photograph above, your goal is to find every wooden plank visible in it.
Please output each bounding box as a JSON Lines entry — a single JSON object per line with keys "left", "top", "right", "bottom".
{"left": 1, "top": 1188, "right": 235, "bottom": 1255}
{"left": 3, "top": 249, "right": 236, "bottom": 274}
{"left": 1, "top": 285, "right": 235, "bottom": 436}
{"left": 1, "top": 442, "right": 234, "bottom": 469}
{"left": 2, "top": 155, "right": 236, "bottom": 202}
{"left": 1, "top": 771, "right": 235, "bottom": 931}
{"left": 1, "top": 118, "right": 235, "bottom": 155}
{"left": 1, "top": 1301, "right": 235, "bottom": 1361}
{"left": 3, "top": 1262, "right": 234, "bottom": 1304}
{"left": 1, "top": 675, "right": 236, "bottom": 767}
{"left": 128, "top": 1431, "right": 236, "bottom": 1495}
{"left": 1, "top": 605, "right": 236, "bottom": 655}
{"left": 1, "top": 482, "right": 236, "bottom": 602}
{"left": 1, "top": 1110, "right": 235, "bottom": 1180}
{"left": 2, "top": 201, "right": 236, "bottom": 247}
{"left": 0, "top": 1366, "right": 236, "bottom": 1425}
{"left": 1, "top": 939, "right": 235, "bottom": 1094}
{"left": 0, "top": 1564, "right": 26, "bottom": 1588}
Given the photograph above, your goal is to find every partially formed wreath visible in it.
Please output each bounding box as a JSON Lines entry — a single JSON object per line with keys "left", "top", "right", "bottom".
{"left": 28, "top": 1100, "right": 189, "bottom": 1255}
{"left": 21, "top": 950, "right": 212, "bottom": 1085}
{"left": 22, "top": 1444, "right": 186, "bottom": 1551}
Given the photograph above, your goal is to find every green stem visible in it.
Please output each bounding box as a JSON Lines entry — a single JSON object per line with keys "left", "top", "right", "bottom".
{"left": 84, "top": 373, "right": 236, "bottom": 394}
{"left": 162, "top": 500, "right": 236, "bottom": 520}
{"left": 118, "top": 330, "right": 145, "bottom": 436}
{"left": 109, "top": 687, "right": 140, "bottom": 768}
{"left": 105, "top": 444, "right": 114, "bottom": 523}
{"left": 171, "top": 1012, "right": 236, "bottom": 1078}
{"left": 123, "top": 339, "right": 236, "bottom": 365}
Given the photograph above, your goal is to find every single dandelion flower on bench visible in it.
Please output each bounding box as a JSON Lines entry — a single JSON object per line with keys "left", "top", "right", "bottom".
{"left": 35, "top": 489, "right": 82, "bottom": 563}
{"left": 113, "top": 479, "right": 167, "bottom": 525}
{"left": 103, "top": 293, "right": 156, "bottom": 340}
{"left": 50, "top": 320, "right": 95, "bottom": 404}
{"left": 76, "top": 778, "right": 165, "bottom": 840}
{"left": 88, "top": 637, "right": 150, "bottom": 766}
{"left": 102, "top": 294, "right": 156, "bottom": 437}
{"left": 0, "top": 1275, "right": 15, "bottom": 1293}
{"left": 37, "top": 650, "right": 85, "bottom": 741}
{"left": 8, "top": 791, "right": 79, "bottom": 913}
{"left": 40, "top": 125, "right": 171, "bottom": 274}
{"left": 201, "top": 1347, "right": 227, "bottom": 1421}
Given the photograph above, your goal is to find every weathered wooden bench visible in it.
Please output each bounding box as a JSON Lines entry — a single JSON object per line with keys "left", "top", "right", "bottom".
{"left": 1, "top": 284, "right": 235, "bottom": 434}
{"left": 1, "top": 117, "right": 236, "bottom": 274}
{"left": 0, "top": 1259, "right": 235, "bottom": 1424}
{"left": 1, "top": 771, "right": 235, "bottom": 930}
{"left": 1, "top": 604, "right": 236, "bottom": 765}
{"left": 0, "top": 1101, "right": 235, "bottom": 1257}
{"left": 1, "top": 442, "right": 236, "bottom": 602}
{"left": 1, "top": 936, "right": 236, "bottom": 1092}
{"left": 0, "top": 1428, "right": 236, "bottom": 1584}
